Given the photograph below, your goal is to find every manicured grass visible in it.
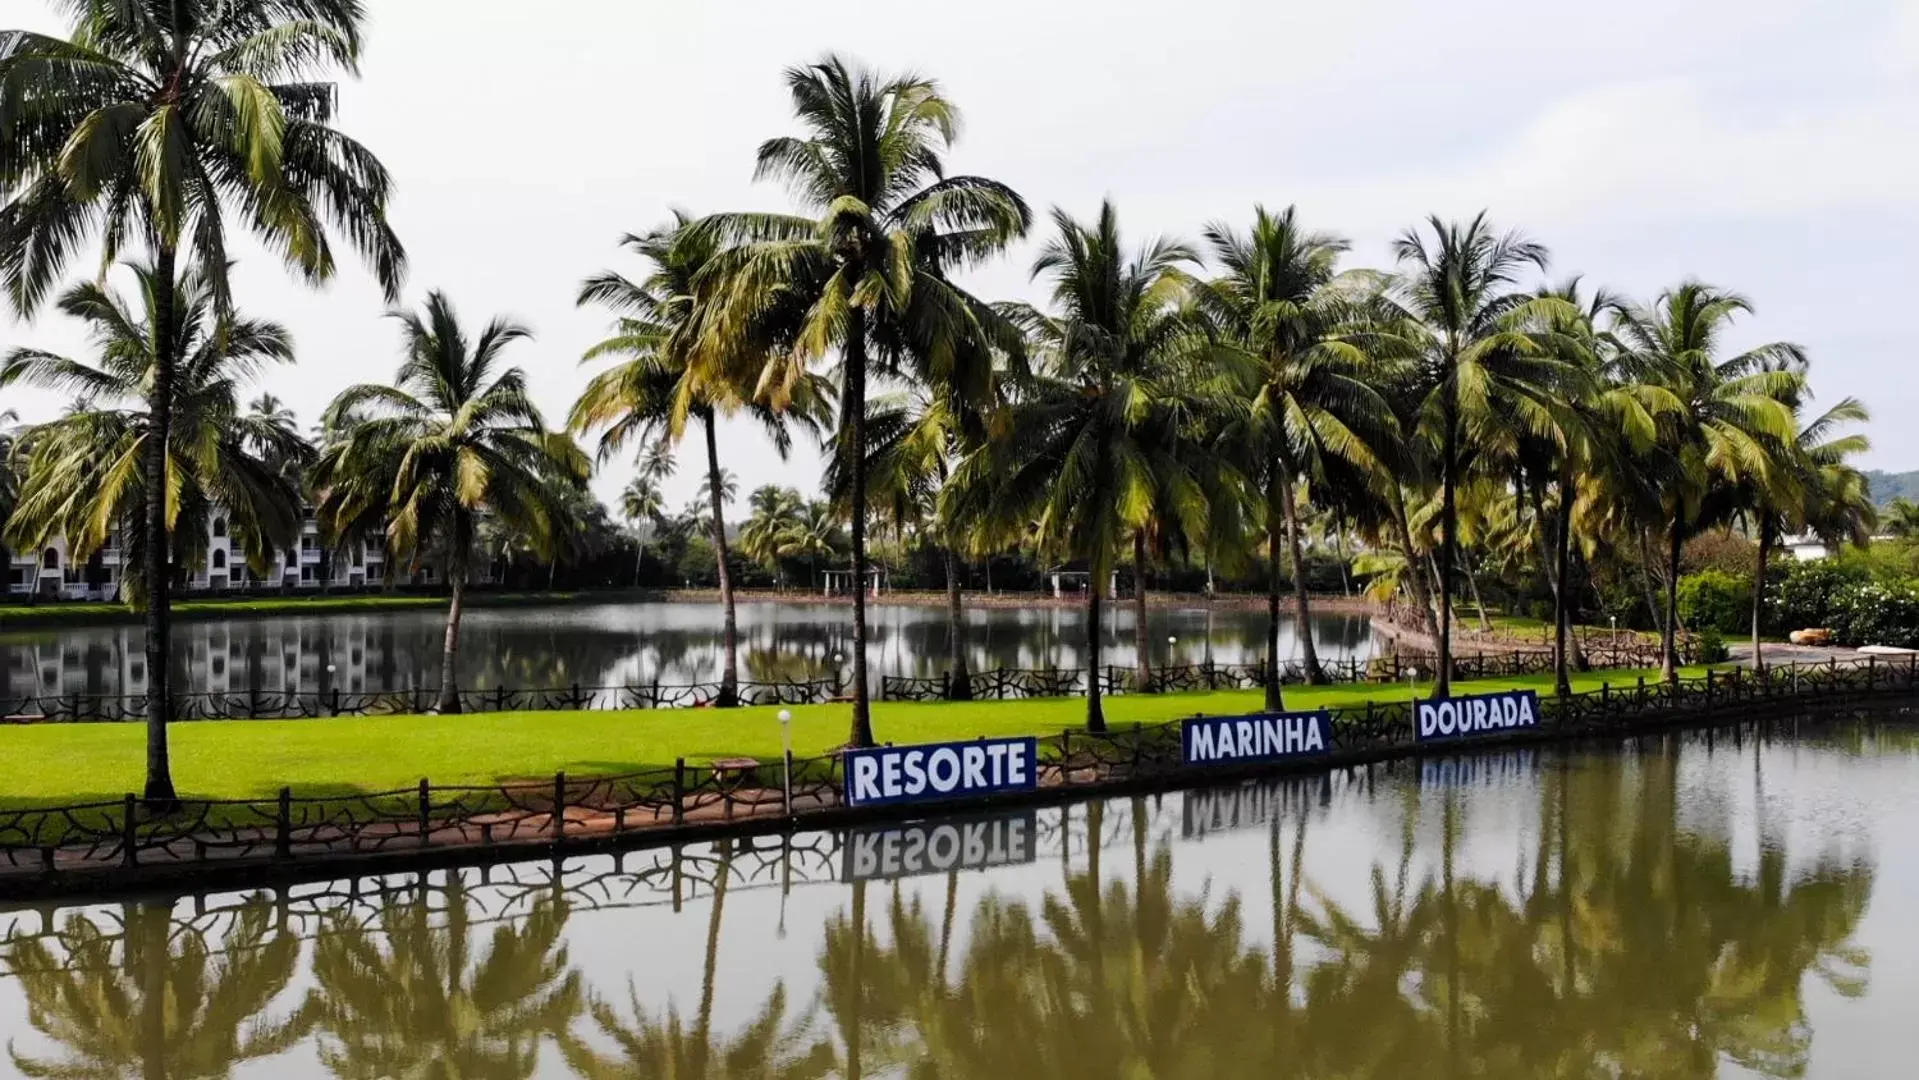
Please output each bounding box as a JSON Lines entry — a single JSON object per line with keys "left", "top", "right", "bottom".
{"left": 0, "top": 590, "right": 597, "bottom": 631}
{"left": 0, "top": 666, "right": 1705, "bottom": 809}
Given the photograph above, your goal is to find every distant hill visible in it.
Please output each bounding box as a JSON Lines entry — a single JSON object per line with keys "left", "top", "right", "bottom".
{"left": 1864, "top": 470, "right": 1919, "bottom": 506}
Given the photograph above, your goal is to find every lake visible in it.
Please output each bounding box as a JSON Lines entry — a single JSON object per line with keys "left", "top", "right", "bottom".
{"left": 1, "top": 599, "right": 1373, "bottom": 699}
{"left": 0, "top": 717, "right": 1909, "bottom": 1077}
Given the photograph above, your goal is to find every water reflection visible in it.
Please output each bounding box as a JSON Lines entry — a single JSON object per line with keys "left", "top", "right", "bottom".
{"left": 3, "top": 601, "right": 1373, "bottom": 698}
{"left": 0, "top": 724, "right": 1899, "bottom": 1077}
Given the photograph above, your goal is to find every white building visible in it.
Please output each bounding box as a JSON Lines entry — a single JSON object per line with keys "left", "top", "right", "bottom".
{"left": 5, "top": 506, "right": 395, "bottom": 600}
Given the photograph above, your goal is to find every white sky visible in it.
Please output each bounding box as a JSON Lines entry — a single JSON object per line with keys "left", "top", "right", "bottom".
{"left": 3, "top": 0, "right": 1916, "bottom": 513}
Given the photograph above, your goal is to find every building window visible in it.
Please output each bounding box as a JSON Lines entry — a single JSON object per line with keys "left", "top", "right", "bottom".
{"left": 301, "top": 537, "right": 317, "bottom": 552}
{"left": 41, "top": 548, "right": 58, "bottom": 570}
{"left": 212, "top": 549, "right": 227, "bottom": 570}
{"left": 300, "top": 566, "right": 314, "bottom": 582}
{"left": 212, "top": 517, "right": 227, "bottom": 538}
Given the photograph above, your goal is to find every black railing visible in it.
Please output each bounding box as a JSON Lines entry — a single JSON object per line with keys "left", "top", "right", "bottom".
{"left": 0, "top": 655, "right": 1908, "bottom": 890}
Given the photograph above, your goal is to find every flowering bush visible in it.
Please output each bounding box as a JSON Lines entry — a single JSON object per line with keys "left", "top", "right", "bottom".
{"left": 1827, "top": 580, "right": 1919, "bottom": 648}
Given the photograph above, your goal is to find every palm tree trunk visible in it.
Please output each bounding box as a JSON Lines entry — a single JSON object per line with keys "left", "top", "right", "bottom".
{"left": 633, "top": 541, "right": 644, "bottom": 588}
{"left": 693, "top": 838, "right": 732, "bottom": 1077}
{"left": 1390, "top": 490, "right": 1440, "bottom": 639}
{"left": 1133, "top": 531, "right": 1151, "bottom": 691}
{"left": 1437, "top": 388, "right": 1458, "bottom": 697}
{"left": 845, "top": 311, "right": 874, "bottom": 747}
{"left": 1265, "top": 521, "right": 1285, "bottom": 712}
{"left": 1639, "top": 527, "right": 1664, "bottom": 635}
{"left": 1277, "top": 471, "right": 1326, "bottom": 685}
{"left": 142, "top": 245, "right": 178, "bottom": 806}
{"left": 703, "top": 413, "right": 740, "bottom": 708}
{"left": 436, "top": 576, "right": 465, "bottom": 713}
{"left": 1661, "top": 513, "right": 1684, "bottom": 683}
{"left": 944, "top": 545, "right": 971, "bottom": 700}
{"left": 1464, "top": 556, "right": 1491, "bottom": 632}
{"left": 1752, "top": 518, "right": 1772, "bottom": 672}
{"left": 1086, "top": 582, "right": 1107, "bottom": 732}
{"left": 1553, "top": 482, "right": 1575, "bottom": 697}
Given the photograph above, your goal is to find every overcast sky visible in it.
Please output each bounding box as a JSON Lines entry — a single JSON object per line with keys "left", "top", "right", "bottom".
{"left": 4, "top": 0, "right": 1916, "bottom": 514}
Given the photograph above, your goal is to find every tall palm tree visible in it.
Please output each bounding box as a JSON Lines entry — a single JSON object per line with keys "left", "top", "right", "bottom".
{"left": 791, "top": 498, "right": 844, "bottom": 592}
{"left": 0, "top": 0, "right": 405, "bottom": 803}
{"left": 1741, "top": 398, "right": 1873, "bottom": 669}
{"left": 697, "top": 55, "right": 1029, "bottom": 746}
{"left": 2, "top": 263, "right": 310, "bottom": 610}
{"left": 313, "top": 291, "right": 586, "bottom": 713}
{"left": 1608, "top": 283, "right": 1804, "bottom": 680}
{"left": 1387, "top": 214, "right": 1566, "bottom": 696}
{"left": 1199, "top": 205, "right": 1397, "bottom": 701}
{"left": 571, "top": 214, "right": 830, "bottom": 707}
{"left": 620, "top": 475, "right": 667, "bottom": 586}
{"left": 949, "top": 202, "right": 1216, "bottom": 731}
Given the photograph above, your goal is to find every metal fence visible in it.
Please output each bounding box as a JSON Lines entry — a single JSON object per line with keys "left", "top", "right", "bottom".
{"left": 0, "top": 654, "right": 1908, "bottom": 890}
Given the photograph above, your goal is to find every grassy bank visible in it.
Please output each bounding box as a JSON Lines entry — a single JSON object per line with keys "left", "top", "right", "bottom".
{"left": 0, "top": 667, "right": 1703, "bottom": 809}
{"left": 0, "top": 591, "right": 604, "bottom": 631}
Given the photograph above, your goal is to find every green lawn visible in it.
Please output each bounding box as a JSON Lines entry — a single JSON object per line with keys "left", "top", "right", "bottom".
{"left": 0, "top": 667, "right": 1702, "bottom": 809}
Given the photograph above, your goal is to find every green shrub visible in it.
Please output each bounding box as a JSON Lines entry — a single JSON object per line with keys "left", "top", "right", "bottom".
{"left": 1828, "top": 580, "right": 1919, "bottom": 648}
{"left": 1677, "top": 570, "right": 1750, "bottom": 635}
{"left": 1769, "top": 558, "right": 1870, "bottom": 632}
{"left": 1693, "top": 628, "right": 1730, "bottom": 664}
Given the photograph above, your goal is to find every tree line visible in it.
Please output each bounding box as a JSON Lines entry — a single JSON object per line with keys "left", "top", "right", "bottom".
{"left": 0, "top": 2, "right": 1874, "bottom": 804}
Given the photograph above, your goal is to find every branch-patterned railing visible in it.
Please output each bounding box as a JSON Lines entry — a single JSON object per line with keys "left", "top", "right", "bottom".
{"left": 0, "top": 654, "right": 1907, "bottom": 891}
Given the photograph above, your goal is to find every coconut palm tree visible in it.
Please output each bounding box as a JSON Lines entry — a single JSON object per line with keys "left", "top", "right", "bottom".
{"left": 571, "top": 213, "right": 830, "bottom": 707}
{"left": 1741, "top": 398, "right": 1873, "bottom": 669}
{"left": 1198, "top": 205, "right": 1398, "bottom": 701}
{"left": 740, "top": 484, "right": 806, "bottom": 588}
{"left": 1608, "top": 283, "right": 1805, "bottom": 680}
{"left": 696, "top": 55, "right": 1029, "bottom": 746}
{"left": 312, "top": 291, "right": 586, "bottom": 713}
{"left": 619, "top": 476, "right": 667, "bottom": 586}
{"left": 2, "top": 263, "right": 310, "bottom": 612}
{"left": 0, "top": 0, "right": 406, "bottom": 803}
{"left": 1386, "top": 214, "right": 1567, "bottom": 697}
{"left": 790, "top": 498, "right": 844, "bottom": 592}
{"left": 949, "top": 202, "right": 1217, "bottom": 731}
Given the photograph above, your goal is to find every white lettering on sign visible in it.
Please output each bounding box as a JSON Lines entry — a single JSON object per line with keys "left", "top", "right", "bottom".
{"left": 1182, "top": 711, "right": 1332, "bottom": 766}
{"left": 843, "top": 737, "right": 1039, "bottom": 808}
{"left": 1415, "top": 691, "right": 1541, "bottom": 742}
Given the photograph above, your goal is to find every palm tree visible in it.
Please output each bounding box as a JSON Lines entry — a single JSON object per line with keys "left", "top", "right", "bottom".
{"left": 791, "top": 498, "right": 843, "bottom": 592}
{"left": 1199, "top": 205, "right": 1397, "bottom": 701}
{"left": 740, "top": 484, "right": 806, "bottom": 588}
{"left": 1741, "top": 398, "right": 1873, "bottom": 669}
{"left": 0, "top": 0, "right": 406, "bottom": 803}
{"left": 1609, "top": 283, "right": 1804, "bottom": 680}
{"left": 697, "top": 55, "right": 1029, "bottom": 746}
{"left": 0, "top": 408, "right": 21, "bottom": 570}
{"left": 619, "top": 476, "right": 667, "bottom": 585}
{"left": 1883, "top": 497, "right": 1919, "bottom": 540}
{"left": 2, "top": 263, "right": 310, "bottom": 614}
{"left": 1387, "top": 214, "right": 1568, "bottom": 697}
{"left": 571, "top": 214, "right": 830, "bottom": 707}
{"left": 949, "top": 202, "right": 1215, "bottom": 731}
{"left": 313, "top": 291, "right": 586, "bottom": 713}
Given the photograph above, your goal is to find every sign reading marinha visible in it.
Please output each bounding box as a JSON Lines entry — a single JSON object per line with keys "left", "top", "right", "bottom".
{"left": 1415, "top": 690, "right": 1541, "bottom": 742}
{"left": 844, "top": 737, "right": 1038, "bottom": 808}
{"left": 1182, "top": 710, "right": 1334, "bottom": 767}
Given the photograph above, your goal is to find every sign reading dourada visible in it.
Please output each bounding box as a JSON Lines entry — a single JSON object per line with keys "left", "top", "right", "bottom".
{"left": 1414, "top": 689, "right": 1541, "bottom": 742}
{"left": 843, "top": 736, "right": 1039, "bottom": 808}
{"left": 841, "top": 811, "right": 1039, "bottom": 882}
{"left": 1181, "top": 710, "right": 1334, "bottom": 767}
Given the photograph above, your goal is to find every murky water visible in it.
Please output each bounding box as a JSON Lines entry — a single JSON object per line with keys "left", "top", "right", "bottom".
{"left": 1, "top": 600, "right": 1373, "bottom": 698}
{"left": 0, "top": 719, "right": 1910, "bottom": 1077}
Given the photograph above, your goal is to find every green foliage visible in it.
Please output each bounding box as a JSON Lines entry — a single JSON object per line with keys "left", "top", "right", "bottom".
{"left": 1693, "top": 628, "right": 1730, "bottom": 664}
{"left": 1677, "top": 570, "right": 1750, "bottom": 635}
{"left": 1769, "top": 558, "right": 1869, "bottom": 632}
{"left": 1828, "top": 580, "right": 1919, "bottom": 649}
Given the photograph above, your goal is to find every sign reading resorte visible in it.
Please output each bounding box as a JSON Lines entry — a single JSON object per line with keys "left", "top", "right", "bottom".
{"left": 1182, "top": 710, "right": 1333, "bottom": 767}
{"left": 843, "top": 737, "right": 1038, "bottom": 808}
{"left": 1414, "top": 690, "right": 1541, "bottom": 742}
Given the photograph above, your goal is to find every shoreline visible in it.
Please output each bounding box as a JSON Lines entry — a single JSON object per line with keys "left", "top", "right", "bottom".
{"left": 0, "top": 658, "right": 1908, "bottom": 901}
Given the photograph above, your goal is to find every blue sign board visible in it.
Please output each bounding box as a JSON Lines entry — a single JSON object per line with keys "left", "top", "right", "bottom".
{"left": 1414, "top": 690, "right": 1541, "bottom": 743}
{"left": 841, "top": 811, "right": 1039, "bottom": 882}
{"left": 1181, "top": 710, "right": 1334, "bottom": 767}
{"left": 843, "top": 736, "right": 1039, "bottom": 808}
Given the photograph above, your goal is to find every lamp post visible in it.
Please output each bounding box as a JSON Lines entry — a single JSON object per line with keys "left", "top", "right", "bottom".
{"left": 831, "top": 651, "right": 846, "bottom": 698}
{"left": 777, "top": 709, "right": 794, "bottom": 815}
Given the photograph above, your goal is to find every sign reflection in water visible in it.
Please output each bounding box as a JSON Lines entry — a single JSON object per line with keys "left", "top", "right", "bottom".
{"left": 1, "top": 600, "right": 1375, "bottom": 699}
{"left": 0, "top": 724, "right": 1900, "bottom": 1077}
